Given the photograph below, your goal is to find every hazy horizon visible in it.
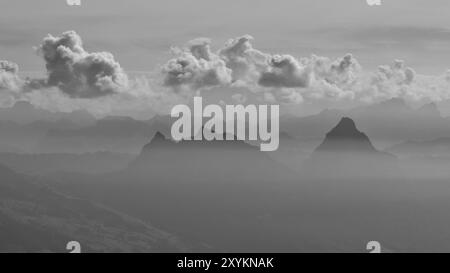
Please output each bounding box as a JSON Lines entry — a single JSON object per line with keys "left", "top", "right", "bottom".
{"left": 2, "top": 0, "right": 450, "bottom": 254}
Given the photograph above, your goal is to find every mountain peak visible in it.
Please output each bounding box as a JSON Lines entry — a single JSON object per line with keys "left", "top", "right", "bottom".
{"left": 152, "top": 131, "right": 167, "bottom": 142}
{"left": 327, "top": 117, "right": 358, "bottom": 138}
{"left": 315, "top": 117, "right": 377, "bottom": 152}
{"left": 139, "top": 131, "right": 171, "bottom": 154}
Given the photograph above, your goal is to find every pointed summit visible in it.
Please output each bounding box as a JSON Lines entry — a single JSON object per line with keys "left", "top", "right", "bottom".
{"left": 326, "top": 117, "right": 362, "bottom": 138}
{"left": 152, "top": 131, "right": 167, "bottom": 141}
{"left": 304, "top": 117, "right": 398, "bottom": 179}
{"left": 315, "top": 117, "right": 377, "bottom": 153}
{"left": 148, "top": 115, "right": 172, "bottom": 137}
{"left": 135, "top": 131, "right": 175, "bottom": 163}
{"left": 141, "top": 131, "right": 171, "bottom": 151}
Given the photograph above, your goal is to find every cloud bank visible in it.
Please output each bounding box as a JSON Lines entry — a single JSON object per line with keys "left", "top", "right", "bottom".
{"left": 162, "top": 35, "right": 450, "bottom": 103}
{"left": 35, "top": 31, "right": 129, "bottom": 98}
{"left": 2, "top": 31, "right": 450, "bottom": 117}
{"left": 161, "top": 35, "right": 450, "bottom": 106}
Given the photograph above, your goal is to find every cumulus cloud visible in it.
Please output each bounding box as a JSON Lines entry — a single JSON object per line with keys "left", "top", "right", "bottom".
{"left": 162, "top": 35, "right": 450, "bottom": 106}
{"left": 21, "top": 74, "right": 189, "bottom": 119}
{"left": 161, "top": 36, "right": 400, "bottom": 104}
{"left": 231, "top": 93, "right": 247, "bottom": 103}
{"left": 0, "top": 60, "right": 23, "bottom": 107}
{"left": 0, "top": 31, "right": 192, "bottom": 116}
{"left": 312, "top": 53, "right": 361, "bottom": 86}
{"left": 162, "top": 35, "right": 314, "bottom": 103}
{"left": 374, "top": 60, "right": 416, "bottom": 86}
{"left": 162, "top": 38, "right": 232, "bottom": 90}
{"left": 218, "top": 35, "right": 268, "bottom": 83}
{"left": 5, "top": 31, "right": 450, "bottom": 117}
{"left": 445, "top": 69, "right": 450, "bottom": 83}
{"left": 259, "top": 55, "right": 311, "bottom": 88}
{"left": 0, "top": 60, "right": 22, "bottom": 91}
{"left": 35, "top": 31, "right": 129, "bottom": 98}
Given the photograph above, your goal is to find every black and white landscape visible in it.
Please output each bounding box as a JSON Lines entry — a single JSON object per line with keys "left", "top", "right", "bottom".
{"left": 2, "top": 0, "right": 450, "bottom": 253}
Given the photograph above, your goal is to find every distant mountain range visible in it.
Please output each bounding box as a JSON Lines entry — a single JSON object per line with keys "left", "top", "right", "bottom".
{"left": 0, "top": 101, "right": 95, "bottom": 126}
{"left": 42, "top": 115, "right": 422, "bottom": 252}
{"left": 281, "top": 98, "right": 450, "bottom": 148}
{"left": 388, "top": 137, "right": 450, "bottom": 157}
{"left": 3, "top": 99, "right": 450, "bottom": 252}
{"left": 1, "top": 98, "right": 450, "bottom": 154}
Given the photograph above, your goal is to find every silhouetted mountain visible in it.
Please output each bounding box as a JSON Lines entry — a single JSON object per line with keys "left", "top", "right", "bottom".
{"left": 0, "top": 164, "right": 186, "bottom": 252}
{"left": 315, "top": 117, "right": 377, "bottom": 153}
{"left": 303, "top": 117, "right": 398, "bottom": 179}
{"left": 45, "top": 132, "right": 300, "bottom": 252}
{"left": 147, "top": 115, "right": 172, "bottom": 138}
{"left": 281, "top": 98, "right": 450, "bottom": 148}
{"left": 129, "top": 130, "right": 296, "bottom": 183}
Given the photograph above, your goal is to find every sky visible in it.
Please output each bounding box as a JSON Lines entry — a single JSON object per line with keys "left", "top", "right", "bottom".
{"left": 1, "top": 0, "right": 450, "bottom": 117}
{"left": 1, "top": 0, "right": 450, "bottom": 73}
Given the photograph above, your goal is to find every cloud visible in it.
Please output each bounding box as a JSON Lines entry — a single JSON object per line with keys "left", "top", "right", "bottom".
{"left": 162, "top": 35, "right": 313, "bottom": 103}
{"left": 0, "top": 60, "right": 22, "bottom": 91}
{"left": 161, "top": 36, "right": 383, "bottom": 104}
{"left": 0, "top": 31, "right": 192, "bottom": 117}
{"left": 4, "top": 32, "right": 450, "bottom": 117}
{"left": 312, "top": 53, "right": 361, "bottom": 85}
{"left": 374, "top": 60, "right": 416, "bottom": 86}
{"left": 35, "top": 31, "right": 129, "bottom": 98}
{"left": 259, "top": 55, "right": 311, "bottom": 88}
{"left": 21, "top": 75, "right": 189, "bottom": 119}
{"left": 231, "top": 93, "right": 247, "bottom": 103}
{"left": 162, "top": 38, "right": 232, "bottom": 90}
{"left": 0, "top": 60, "right": 22, "bottom": 107}
{"left": 218, "top": 35, "right": 268, "bottom": 83}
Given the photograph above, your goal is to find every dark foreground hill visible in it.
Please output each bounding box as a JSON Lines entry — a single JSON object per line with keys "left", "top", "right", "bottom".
{"left": 0, "top": 164, "right": 187, "bottom": 252}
